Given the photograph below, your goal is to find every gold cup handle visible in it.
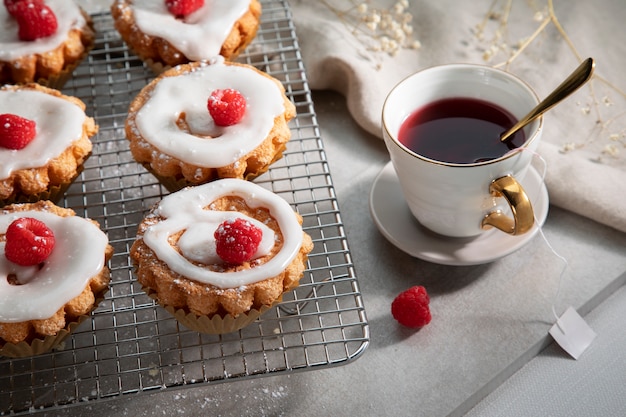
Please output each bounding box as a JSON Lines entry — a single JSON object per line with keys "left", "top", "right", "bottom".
{"left": 481, "top": 175, "right": 534, "bottom": 235}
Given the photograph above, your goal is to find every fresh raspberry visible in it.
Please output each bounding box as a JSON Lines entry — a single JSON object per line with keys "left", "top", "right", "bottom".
{"left": 214, "top": 218, "right": 263, "bottom": 264}
{"left": 3, "top": 0, "right": 42, "bottom": 16}
{"left": 207, "top": 89, "right": 247, "bottom": 127}
{"left": 165, "top": 0, "right": 204, "bottom": 18}
{"left": 11, "top": 1, "right": 58, "bottom": 41}
{"left": 0, "top": 113, "right": 36, "bottom": 150}
{"left": 391, "top": 286, "right": 432, "bottom": 328}
{"left": 4, "top": 217, "right": 55, "bottom": 267}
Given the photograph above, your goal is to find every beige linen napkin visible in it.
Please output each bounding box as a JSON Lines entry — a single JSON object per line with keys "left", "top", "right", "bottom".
{"left": 290, "top": 0, "right": 626, "bottom": 233}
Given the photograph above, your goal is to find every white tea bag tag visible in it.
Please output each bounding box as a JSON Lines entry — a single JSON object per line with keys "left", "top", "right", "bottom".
{"left": 549, "top": 306, "right": 596, "bottom": 360}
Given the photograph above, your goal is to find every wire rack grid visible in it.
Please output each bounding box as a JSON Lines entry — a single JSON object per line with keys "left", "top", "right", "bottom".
{"left": 0, "top": 2, "right": 369, "bottom": 415}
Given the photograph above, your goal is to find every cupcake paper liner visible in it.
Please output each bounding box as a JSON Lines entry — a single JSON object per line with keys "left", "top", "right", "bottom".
{"left": 140, "top": 145, "right": 286, "bottom": 193}
{"left": 0, "top": 286, "right": 108, "bottom": 358}
{"left": 143, "top": 286, "right": 279, "bottom": 334}
{"left": 0, "top": 161, "right": 87, "bottom": 208}
{"left": 36, "top": 13, "right": 96, "bottom": 90}
{"left": 0, "top": 316, "right": 88, "bottom": 358}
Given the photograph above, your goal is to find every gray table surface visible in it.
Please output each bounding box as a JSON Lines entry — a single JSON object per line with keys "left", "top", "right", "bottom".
{"left": 38, "top": 89, "right": 626, "bottom": 417}
{"left": 31, "top": 1, "right": 626, "bottom": 415}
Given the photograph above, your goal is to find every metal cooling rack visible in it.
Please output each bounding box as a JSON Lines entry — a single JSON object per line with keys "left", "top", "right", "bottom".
{"left": 0, "top": 2, "right": 369, "bottom": 414}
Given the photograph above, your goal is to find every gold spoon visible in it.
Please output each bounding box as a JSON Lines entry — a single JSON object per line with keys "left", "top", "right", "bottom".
{"left": 500, "top": 57, "right": 595, "bottom": 142}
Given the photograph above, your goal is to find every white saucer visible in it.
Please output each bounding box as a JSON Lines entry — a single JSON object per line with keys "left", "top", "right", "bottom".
{"left": 369, "top": 162, "right": 549, "bottom": 266}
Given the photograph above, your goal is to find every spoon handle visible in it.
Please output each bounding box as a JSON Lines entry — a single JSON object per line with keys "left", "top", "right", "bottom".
{"left": 500, "top": 57, "right": 595, "bottom": 142}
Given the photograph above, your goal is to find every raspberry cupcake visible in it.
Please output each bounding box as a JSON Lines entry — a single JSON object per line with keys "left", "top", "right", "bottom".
{"left": 111, "top": 0, "right": 261, "bottom": 73}
{"left": 0, "top": 83, "right": 97, "bottom": 205}
{"left": 125, "top": 57, "right": 296, "bottom": 191}
{"left": 0, "top": 0, "right": 95, "bottom": 87}
{"left": 0, "top": 200, "right": 113, "bottom": 358}
{"left": 130, "top": 179, "right": 314, "bottom": 334}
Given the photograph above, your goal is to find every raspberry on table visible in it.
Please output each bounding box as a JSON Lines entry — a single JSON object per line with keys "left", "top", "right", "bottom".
{"left": 4, "top": 217, "right": 56, "bottom": 267}
{"left": 214, "top": 218, "right": 263, "bottom": 265}
{"left": 165, "top": 0, "right": 204, "bottom": 18}
{"left": 9, "top": 0, "right": 58, "bottom": 41}
{"left": 0, "top": 113, "right": 36, "bottom": 150}
{"left": 391, "top": 285, "right": 432, "bottom": 328}
{"left": 207, "top": 88, "right": 247, "bottom": 127}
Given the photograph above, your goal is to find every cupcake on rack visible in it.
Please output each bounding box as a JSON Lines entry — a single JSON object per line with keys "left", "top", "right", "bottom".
{"left": 0, "top": 0, "right": 95, "bottom": 87}
{"left": 0, "top": 200, "right": 113, "bottom": 358}
{"left": 130, "top": 178, "right": 314, "bottom": 334}
{"left": 111, "top": 0, "right": 262, "bottom": 72}
{"left": 0, "top": 83, "right": 97, "bottom": 205}
{"left": 125, "top": 57, "right": 295, "bottom": 191}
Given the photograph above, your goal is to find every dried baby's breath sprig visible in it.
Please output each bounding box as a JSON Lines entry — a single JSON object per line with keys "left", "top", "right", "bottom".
{"left": 560, "top": 142, "right": 582, "bottom": 154}
{"left": 602, "top": 145, "right": 619, "bottom": 158}
{"left": 321, "top": 0, "right": 421, "bottom": 63}
{"left": 475, "top": 0, "right": 625, "bottom": 162}
{"left": 473, "top": 0, "right": 551, "bottom": 69}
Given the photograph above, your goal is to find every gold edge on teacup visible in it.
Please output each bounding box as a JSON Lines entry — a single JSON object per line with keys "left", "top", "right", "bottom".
{"left": 381, "top": 63, "right": 544, "bottom": 168}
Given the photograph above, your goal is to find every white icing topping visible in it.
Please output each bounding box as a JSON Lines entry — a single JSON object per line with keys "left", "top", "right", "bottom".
{"left": 0, "top": 0, "right": 87, "bottom": 61}
{"left": 0, "top": 89, "right": 86, "bottom": 180}
{"left": 177, "top": 216, "right": 275, "bottom": 265}
{"left": 0, "top": 210, "right": 108, "bottom": 322}
{"left": 133, "top": 58, "right": 285, "bottom": 168}
{"left": 142, "top": 179, "right": 304, "bottom": 289}
{"left": 127, "top": 0, "right": 250, "bottom": 61}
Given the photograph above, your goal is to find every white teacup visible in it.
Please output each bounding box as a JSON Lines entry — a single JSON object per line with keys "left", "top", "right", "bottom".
{"left": 382, "top": 64, "right": 543, "bottom": 238}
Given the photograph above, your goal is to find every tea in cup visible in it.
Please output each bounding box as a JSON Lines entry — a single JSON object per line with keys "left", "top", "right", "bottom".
{"left": 382, "top": 64, "right": 543, "bottom": 238}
